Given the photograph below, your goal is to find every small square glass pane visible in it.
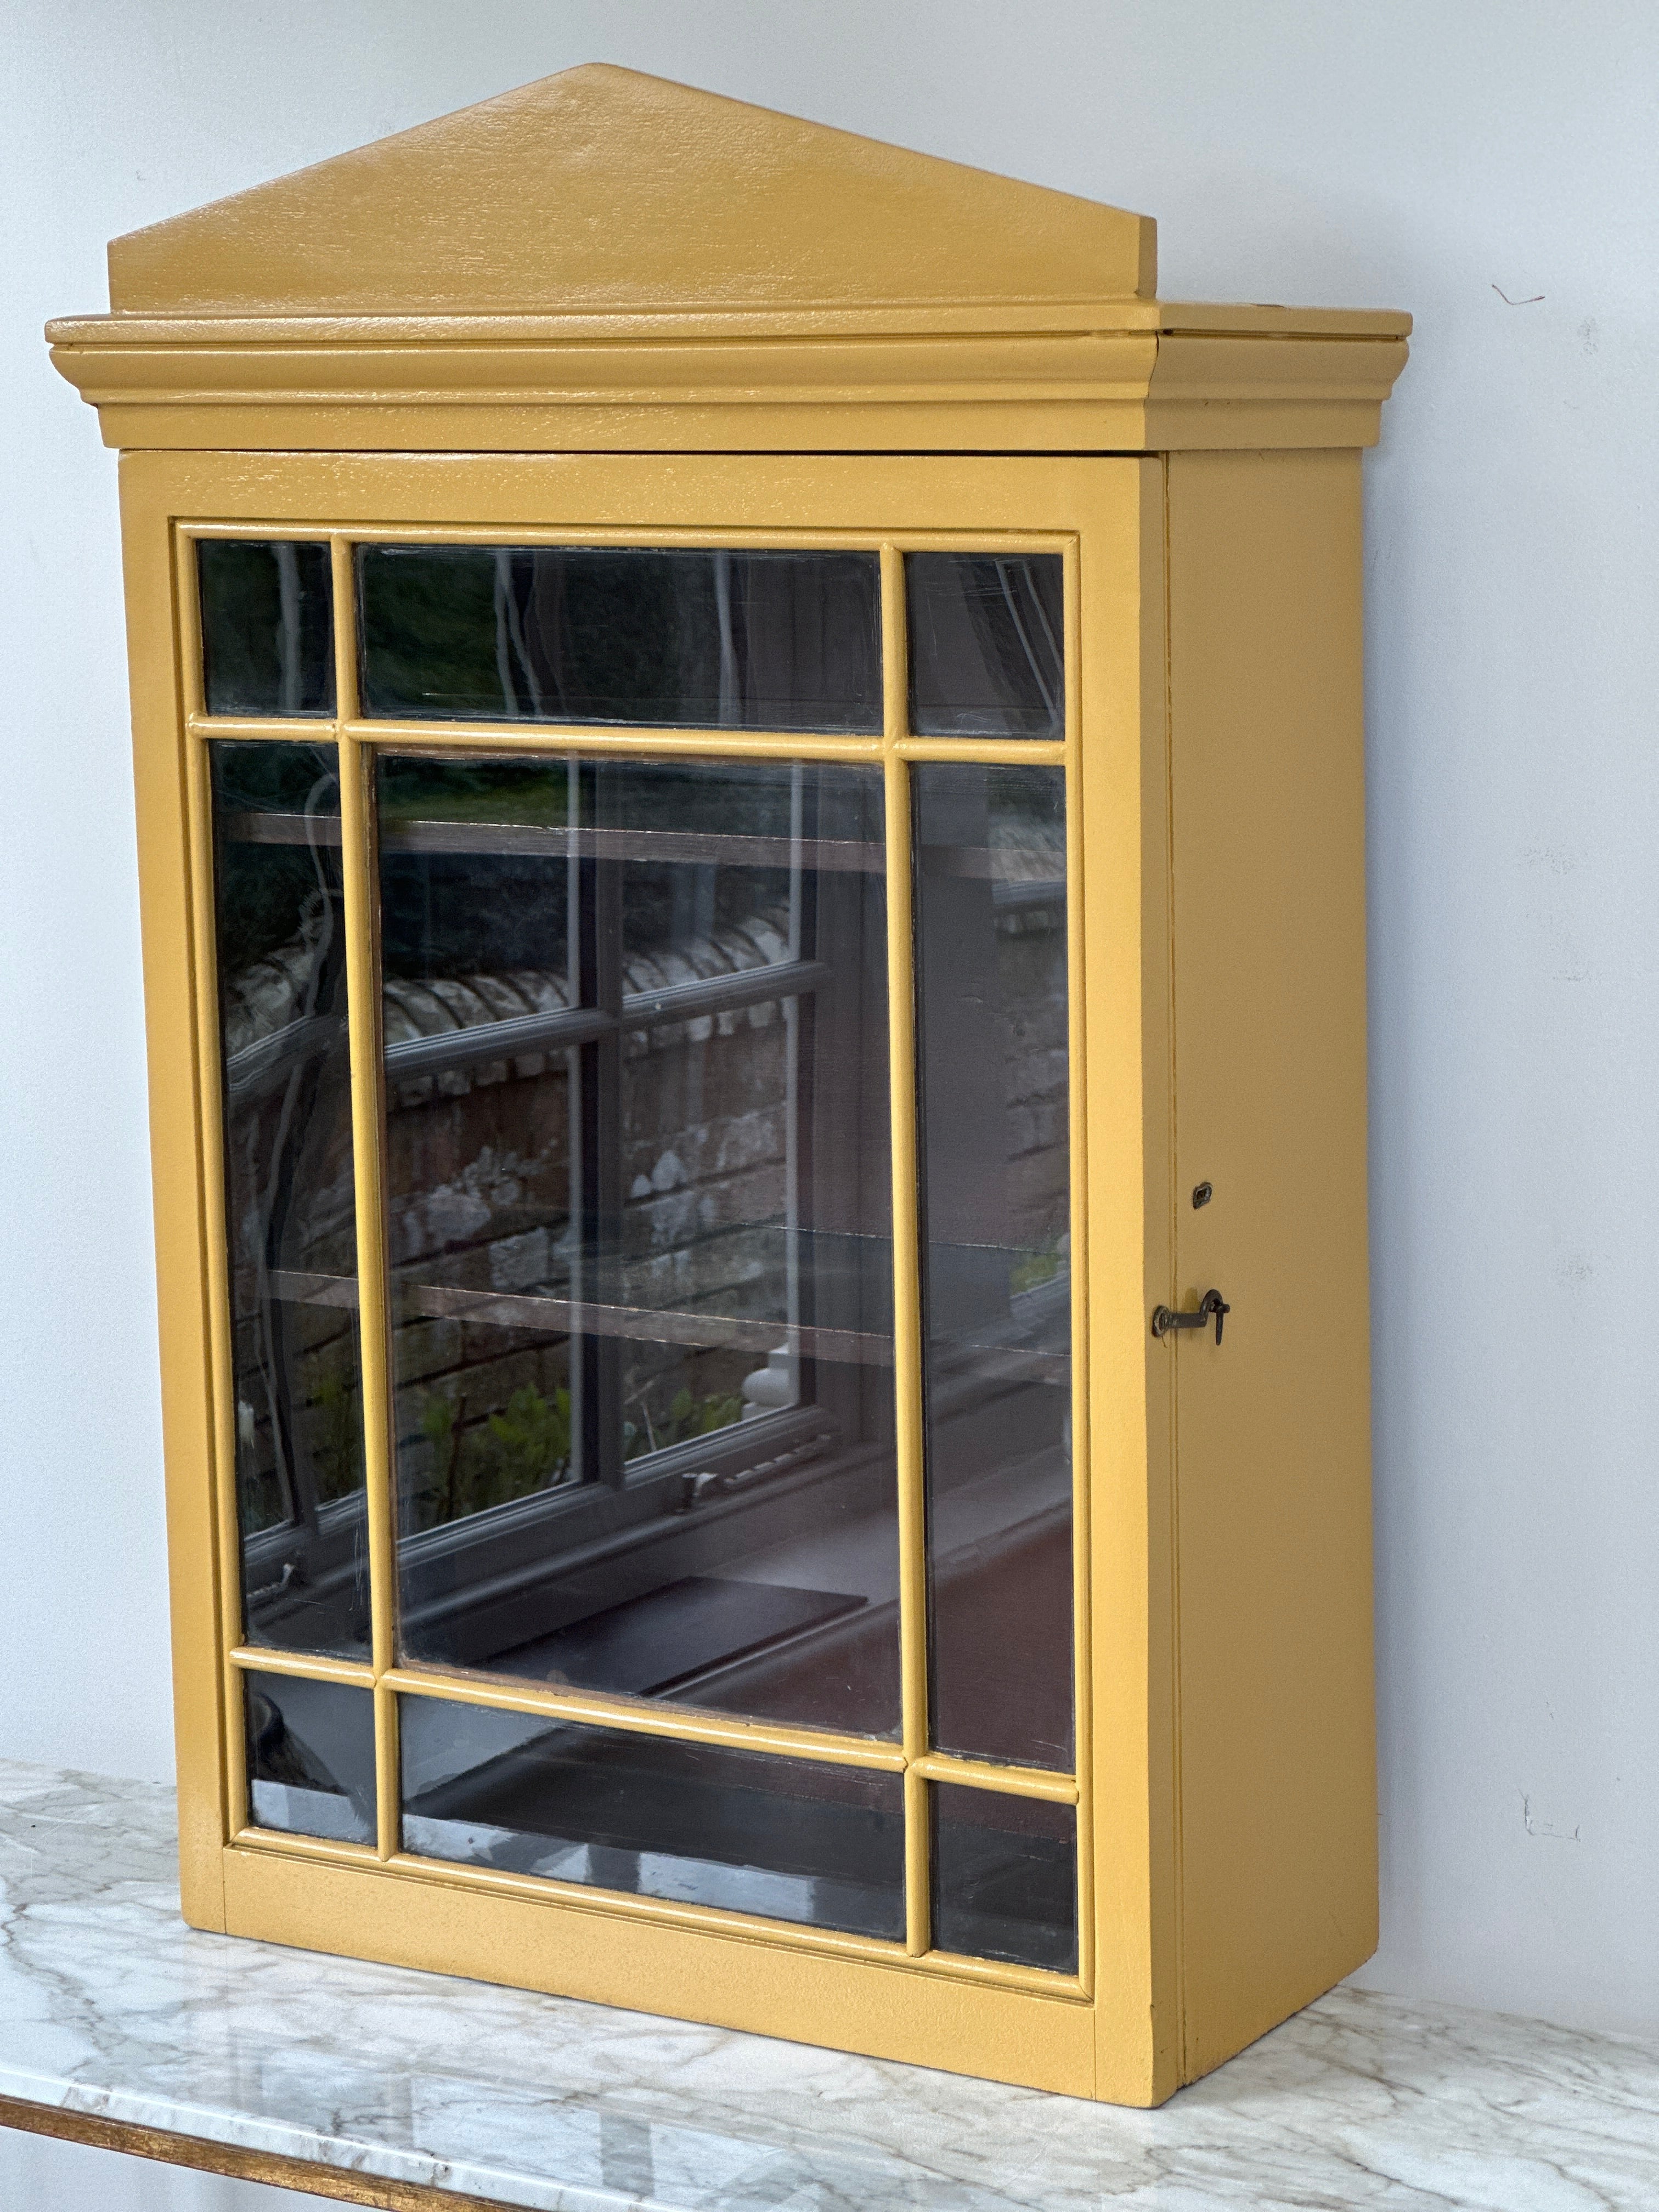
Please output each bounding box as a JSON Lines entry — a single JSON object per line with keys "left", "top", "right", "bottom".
{"left": 358, "top": 545, "right": 882, "bottom": 732}
{"left": 399, "top": 1695, "right": 905, "bottom": 1939}
{"left": 244, "top": 1671, "right": 375, "bottom": 1844}
{"left": 931, "top": 1783, "right": 1076, "bottom": 1972}
{"left": 906, "top": 552, "right": 1064, "bottom": 739}
{"left": 199, "top": 540, "right": 334, "bottom": 716}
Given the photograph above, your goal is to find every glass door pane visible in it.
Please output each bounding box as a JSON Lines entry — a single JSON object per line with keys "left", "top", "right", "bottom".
{"left": 358, "top": 546, "right": 882, "bottom": 731}
{"left": 913, "top": 763, "right": 1074, "bottom": 1771}
{"left": 905, "top": 553, "right": 1063, "bottom": 738}
{"left": 382, "top": 753, "right": 902, "bottom": 1740}
{"left": 211, "top": 741, "right": 368, "bottom": 1659}
{"left": 399, "top": 1694, "right": 904, "bottom": 1939}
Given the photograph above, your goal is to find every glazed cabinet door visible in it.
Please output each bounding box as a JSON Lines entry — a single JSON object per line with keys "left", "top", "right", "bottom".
{"left": 120, "top": 448, "right": 1164, "bottom": 2098}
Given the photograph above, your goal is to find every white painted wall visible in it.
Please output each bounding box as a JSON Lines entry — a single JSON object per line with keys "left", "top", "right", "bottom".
{"left": 5, "top": 5, "right": 1656, "bottom": 2121}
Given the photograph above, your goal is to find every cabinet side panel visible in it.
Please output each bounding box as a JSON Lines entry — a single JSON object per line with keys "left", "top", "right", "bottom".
{"left": 1166, "top": 449, "right": 1376, "bottom": 2078}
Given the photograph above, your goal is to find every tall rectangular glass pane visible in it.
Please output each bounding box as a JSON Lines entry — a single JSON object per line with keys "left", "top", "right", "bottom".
{"left": 383, "top": 754, "right": 901, "bottom": 1740}
{"left": 199, "top": 541, "right": 335, "bottom": 718}
{"left": 906, "top": 552, "right": 1063, "bottom": 740}
{"left": 913, "top": 764, "right": 1073, "bottom": 1770}
{"left": 358, "top": 546, "right": 882, "bottom": 732}
{"left": 244, "top": 1670, "right": 376, "bottom": 1844}
{"left": 212, "top": 743, "right": 368, "bottom": 1658}
{"left": 931, "top": 1784, "right": 1076, "bottom": 1972}
{"left": 399, "top": 1695, "right": 904, "bottom": 1939}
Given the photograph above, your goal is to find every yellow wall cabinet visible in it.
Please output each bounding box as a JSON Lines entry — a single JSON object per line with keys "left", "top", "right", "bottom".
{"left": 49, "top": 68, "right": 1407, "bottom": 2106}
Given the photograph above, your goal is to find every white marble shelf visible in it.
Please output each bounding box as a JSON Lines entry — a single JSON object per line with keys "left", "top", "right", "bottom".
{"left": 2, "top": 1759, "right": 1657, "bottom": 2211}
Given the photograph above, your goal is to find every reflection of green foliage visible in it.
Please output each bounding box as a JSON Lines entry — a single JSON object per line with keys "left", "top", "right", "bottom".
{"left": 358, "top": 545, "right": 881, "bottom": 730}
{"left": 625, "top": 1385, "right": 744, "bottom": 1458}
{"left": 238, "top": 1458, "right": 286, "bottom": 1536}
{"left": 199, "top": 541, "right": 332, "bottom": 716}
{"left": 310, "top": 1357, "right": 363, "bottom": 1502}
{"left": 481, "top": 1386, "right": 573, "bottom": 1492}
{"left": 378, "top": 755, "right": 572, "bottom": 828}
{"left": 359, "top": 547, "right": 507, "bottom": 717}
{"left": 1010, "top": 1243, "right": 1064, "bottom": 1296}
{"left": 416, "top": 1385, "right": 572, "bottom": 1526}
{"left": 377, "top": 753, "right": 575, "bottom": 983}
{"left": 419, "top": 1392, "right": 460, "bottom": 1516}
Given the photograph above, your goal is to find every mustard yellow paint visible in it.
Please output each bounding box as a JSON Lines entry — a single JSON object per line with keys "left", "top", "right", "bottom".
{"left": 51, "top": 75, "right": 1406, "bottom": 2107}
{"left": 1164, "top": 452, "right": 1379, "bottom": 2078}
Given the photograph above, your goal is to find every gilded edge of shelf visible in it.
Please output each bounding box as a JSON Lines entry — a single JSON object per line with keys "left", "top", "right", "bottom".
{"left": 0, "top": 2096, "right": 524, "bottom": 2212}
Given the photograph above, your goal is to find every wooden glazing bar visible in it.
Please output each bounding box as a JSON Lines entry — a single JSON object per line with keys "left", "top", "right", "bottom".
{"left": 175, "top": 532, "right": 245, "bottom": 1843}
{"left": 189, "top": 714, "right": 882, "bottom": 761}
{"left": 373, "top": 1682, "right": 399, "bottom": 1859}
{"left": 1062, "top": 535, "right": 1096, "bottom": 1996}
{"left": 903, "top": 1764, "right": 930, "bottom": 1958}
{"left": 233, "top": 1828, "right": 382, "bottom": 1869}
{"left": 230, "top": 1645, "right": 376, "bottom": 1689}
{"left": 380, "top": 1664, "right": 907, "bottom": 1771}
{"left": 893, "top": 737, "right": 1068, "bottom": 765}
{"left": 880, "top": 543, "right": 932, "bottom": 1959}
{"left": 909, "top": 1752, "right": 1080, "bottom": 1804}
{"left": 330, "top": 535, "right": 400, "bottom": 1862}
{"left": 352, "top": 721, "right": 884, "bottom": 762}
{"left": 190, "top": 716, "right": 1068, "bottom": 771}
{"left": 919, "top": 1949, "right": 1086, "bottom": 1996}
{"left": 185, "top": 718, "right": 336, "bottom": 744}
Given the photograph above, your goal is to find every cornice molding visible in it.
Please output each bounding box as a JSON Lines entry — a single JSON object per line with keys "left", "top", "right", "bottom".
{"left": 47, "top": 323, "right": 1409, "bottom": 453}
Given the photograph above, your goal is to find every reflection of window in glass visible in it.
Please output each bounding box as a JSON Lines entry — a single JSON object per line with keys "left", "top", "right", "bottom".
{"left": 358, "top": 546, "right": 882, "bottom": 732}
{"left": 399, "top": 1694, "right": 905, "bottom": 1939}
{"left": 211, "top": 743, "right": 369, "bottom": 1659}
{"left": 914, "top": 763, "right": 1073, "bottom": 1771}
{"left": 906, "top": 553, "right": 1064, "bottom": 740}
{"left": 199, "top": 541, "right": 335, "bottom": 717}
{"left": 380, "top": 755, "right": 902, "bottom": 1742}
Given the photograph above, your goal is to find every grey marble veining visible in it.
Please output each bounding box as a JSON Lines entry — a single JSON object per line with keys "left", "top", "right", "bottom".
{"left": 2, "top": 1758, "right": 1656, "bottom": 2210}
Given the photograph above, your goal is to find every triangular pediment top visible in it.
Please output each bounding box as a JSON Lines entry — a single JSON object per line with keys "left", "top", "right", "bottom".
{"left": 105, "top": 65, "right": 1155, "bottom": 318}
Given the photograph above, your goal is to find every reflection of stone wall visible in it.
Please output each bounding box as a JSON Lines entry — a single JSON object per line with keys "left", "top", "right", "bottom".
{"left": 619, "top": 994, "right": 791, "bottom": 1423}
{"left": 225, "top": 1054, "right": 360, "bottom": 1531}
{"left": 998, "top": 901, "right": 1071, "bottom": 1257}
{"left": 380, "top": 910, "right": 798, "bottom": 1480}
{"left": 239, "top": 891, "right": 1070, "bottom": 1506}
